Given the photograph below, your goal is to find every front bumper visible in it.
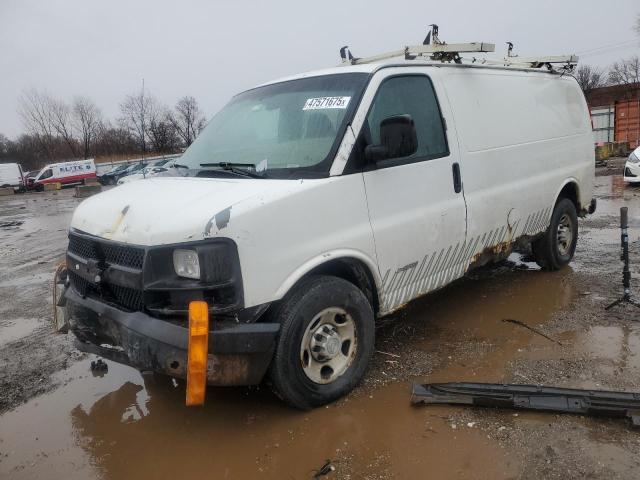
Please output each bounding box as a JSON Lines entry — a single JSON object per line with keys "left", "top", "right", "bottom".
{"left": 66, "top": 287, "right": 279, "bottom": 386}
{"left": 624, "top": 161, "right": 640, "bottom": 183}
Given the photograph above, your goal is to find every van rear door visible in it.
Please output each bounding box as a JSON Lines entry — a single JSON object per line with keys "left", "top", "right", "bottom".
{"left": 358, "top": 70, "right": 467, "bottom": 313}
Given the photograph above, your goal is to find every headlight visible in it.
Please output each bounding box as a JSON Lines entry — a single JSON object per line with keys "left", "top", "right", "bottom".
{"left": 173, "top": 249, "right": 201, "bottom": 279}
{"left": 629, "top": 152, "right": 640, "bottom": 164}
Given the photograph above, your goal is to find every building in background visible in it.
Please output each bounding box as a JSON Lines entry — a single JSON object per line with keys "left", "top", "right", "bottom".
{"left": 585, "top": 83, "right": 640, "bottom": 150}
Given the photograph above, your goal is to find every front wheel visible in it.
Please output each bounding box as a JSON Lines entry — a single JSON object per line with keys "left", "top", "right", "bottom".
{"left": 268, "top": 275, "right": 375, "bottom": 409}
{"left": 533, "top": 198, "right": 578, "bottom": 270}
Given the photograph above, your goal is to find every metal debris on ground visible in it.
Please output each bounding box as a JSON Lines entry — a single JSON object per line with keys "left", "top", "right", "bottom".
{"left": 0, "top": 220, "right": 24, "bottom": 228}
{"left": 312, "top": 459, "right": 335, "bottom": 479}
{"left": 90, "top": 359, "right": 108, "bottom": 373}
{"left": 411, "top": 382, "right": 640, "bottom": 427}
{"left": 501, "top": 318, "right": 563, "bottom": 346}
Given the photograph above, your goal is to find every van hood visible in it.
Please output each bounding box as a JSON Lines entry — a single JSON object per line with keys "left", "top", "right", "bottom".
{"left": 70, "top": 176, "right": 300, "bottom": 245}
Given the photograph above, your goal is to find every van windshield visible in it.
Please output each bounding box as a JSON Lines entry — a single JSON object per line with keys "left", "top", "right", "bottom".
{"left": 38, "top": 169, "right": 53, "bottom": 180}
{"left": 179, "top": 73, "right": 369, "bottom": 179}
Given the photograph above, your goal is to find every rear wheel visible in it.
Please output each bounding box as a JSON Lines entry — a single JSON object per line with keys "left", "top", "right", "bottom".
{"left": 268, "top": 275, "right": 375, "bottom": 409}
{"left": 533, "top": 198, "right": 578, "bottom": 270}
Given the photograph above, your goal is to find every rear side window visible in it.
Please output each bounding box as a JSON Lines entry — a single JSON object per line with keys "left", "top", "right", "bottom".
{"left": 366, "top": 75, "right": 448, "bottom": 162}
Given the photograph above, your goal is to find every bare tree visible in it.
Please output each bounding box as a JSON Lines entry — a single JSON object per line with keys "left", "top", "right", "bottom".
{"left": 0, "top": 133, "right": 9, "bottom": 158}
{"left": 49, "top": 96, "right": 79, "bottom": 158}
{"left": 18, "top": 88, "right": 56, "bottom": 158}
{"left": 93, "top": 122, "right": 138, "bottom": 158}
{"left": 609, "top": 55, "right": 640, "bottom": 86}
{"left": 574, "top": 65, "right": 608, "bottom": 94}
{"left": 169, "top": 96, "right": 206, "bottom": 147}
{"left": 119, "top": 86, "right": 159, "bottom": 154}
{"left": 149, "top": 108, "right": 180, "bottom": 153}
{"left": 72, "top": 97, "right": 103, "bottom": 159}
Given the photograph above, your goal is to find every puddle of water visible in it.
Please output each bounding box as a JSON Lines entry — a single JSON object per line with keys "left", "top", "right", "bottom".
{"left": 575, "top": 325, "right": 640, "bottom": 370}
{"left": 0, "top": 317, "right": 42, "bottom": 346}
{"left": 0, "top": 359, "right": 517, "bottom": 480}
{"left": 414, "top": 268, "right": 574, "bottom": 383}
{"left": 593, "top": 176, "right": 640, "bottom": 222}
{"left": 0, "top": 265, "right": 580, "bottom": 480}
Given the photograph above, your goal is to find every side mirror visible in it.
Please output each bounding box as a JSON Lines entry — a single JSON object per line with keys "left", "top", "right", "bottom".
{"left": 364, "top": 114, "right": 418, "bottom": 163}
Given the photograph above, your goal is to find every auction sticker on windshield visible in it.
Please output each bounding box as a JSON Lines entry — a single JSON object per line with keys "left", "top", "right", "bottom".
{"left": 303, "top": 96, "right": 351, "bottom": 110}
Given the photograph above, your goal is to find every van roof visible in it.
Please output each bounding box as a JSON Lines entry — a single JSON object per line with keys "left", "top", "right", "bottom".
{"left": 256, "top": 59, "right": 573, "bottom": 90}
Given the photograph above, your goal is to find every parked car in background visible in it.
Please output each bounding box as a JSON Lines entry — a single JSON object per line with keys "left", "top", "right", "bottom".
{"left": 24, "top": 170, "right": 42, "bottom": 190}
{"left": 623, "top": 146, "right": 640, "bottom": 184}
{"left": 0, "top": 163, "right": 26, "bottom": 192}
{"left": 100, "top": 162, "right": 146, "bottom": 185}
{"left": 97, "top": 163, "right": 130, "bottom": 185}
{"left": 116, "top": 159, "right": 178, "bottom": 185}
{"left": 32, "top": 159, "right": 96, "bottom": 190}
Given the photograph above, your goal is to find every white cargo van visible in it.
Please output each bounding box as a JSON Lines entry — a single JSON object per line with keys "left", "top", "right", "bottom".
{"left": 64, "top": 41, "right": 595, "bottom": 409}
{"left": 32, "top": 159, "right": 96, "bottom": 190}
{"left": 0, "top": 163, "right": 25, "bottom": 192}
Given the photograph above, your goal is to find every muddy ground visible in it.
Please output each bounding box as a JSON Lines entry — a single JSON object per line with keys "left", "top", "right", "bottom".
{"left": 1, "top": 164, "right": 640, "bottom": 479}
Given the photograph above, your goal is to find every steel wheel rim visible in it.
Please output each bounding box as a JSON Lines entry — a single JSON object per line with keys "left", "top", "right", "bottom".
{"left": 300, "top": 307, "right": 357, "bottom": 384}
{"left": 556, "top": 213, "right": 573, "bottom": 256}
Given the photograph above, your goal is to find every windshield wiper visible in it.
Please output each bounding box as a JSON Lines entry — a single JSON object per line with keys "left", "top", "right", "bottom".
{"left": 199, "top": 162, "right": 264, "bottom": 179}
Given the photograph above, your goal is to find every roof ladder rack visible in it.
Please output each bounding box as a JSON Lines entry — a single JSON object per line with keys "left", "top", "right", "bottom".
{"left": 339, "top": 26, "right": 578, "bottom": 72}
{"left": 471, "top": 54, "right": 579, "bottom": 72}
{"left": 340, "top": 24, "right": 494, "bottom": 65}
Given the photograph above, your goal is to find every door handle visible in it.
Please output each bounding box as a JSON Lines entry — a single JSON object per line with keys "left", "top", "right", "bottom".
{"left": 452, "top": 162, "right": 462, "bottom": 194}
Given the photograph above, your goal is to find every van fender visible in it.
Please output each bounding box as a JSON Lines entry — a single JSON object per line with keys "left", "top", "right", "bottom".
{"left": 273, "top": 249, "right": 382, "bottom": 304}
{"left": 552, "top": 177, "right": 581, "bottom": 210}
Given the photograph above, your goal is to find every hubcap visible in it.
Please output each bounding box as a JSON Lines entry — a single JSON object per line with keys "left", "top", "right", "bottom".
{"left": 300, "top": 307, "right": 357, "bottom": 384}
{"left": 556, "top": 213, "right": 573, "bottom": 256}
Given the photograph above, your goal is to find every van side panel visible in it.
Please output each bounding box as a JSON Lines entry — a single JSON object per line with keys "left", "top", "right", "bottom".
{"left": 35, "top": 159, "right": 97, "bottom": 186}
{"left": 442, "top": 70, "right": 594, "bottom": 264}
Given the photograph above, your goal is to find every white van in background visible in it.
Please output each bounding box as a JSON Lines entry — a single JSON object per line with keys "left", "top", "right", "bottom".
{"left": 0, "top": 163, "right": 25, "bottom": 192}
{"left": 65, "top": 41, "right": 595, "bottom": 409}
{"left": 31, "top": 159, "right": 96, "bottom": 190}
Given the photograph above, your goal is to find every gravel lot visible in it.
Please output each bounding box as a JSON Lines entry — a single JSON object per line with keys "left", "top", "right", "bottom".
{"left": 1, "top": 165, "right": 640, "bottom": 479}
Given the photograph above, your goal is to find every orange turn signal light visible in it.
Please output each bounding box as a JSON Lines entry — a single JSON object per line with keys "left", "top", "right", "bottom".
{"left": 186, "top": 301, "right": 209, "bottom": 406}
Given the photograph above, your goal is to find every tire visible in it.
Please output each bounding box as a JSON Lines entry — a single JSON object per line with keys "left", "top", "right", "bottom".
{"left": 268, "top": 275, "right": 375, "bottom": 410}
{"left": 533, "top": 198, "right": 578, "bottom": 270}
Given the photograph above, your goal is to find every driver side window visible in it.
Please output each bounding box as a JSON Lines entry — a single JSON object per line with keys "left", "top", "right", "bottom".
{"left": 364, "top": 75, "right": 448, "bottom": 163}
{"left": 39, "top": 169, "right": 53, "bottom": 180}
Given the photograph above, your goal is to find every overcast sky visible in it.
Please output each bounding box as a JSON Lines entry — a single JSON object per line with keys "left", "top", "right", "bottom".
{"left": 1, "top": 0, "right": 638, "bottom": 138}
